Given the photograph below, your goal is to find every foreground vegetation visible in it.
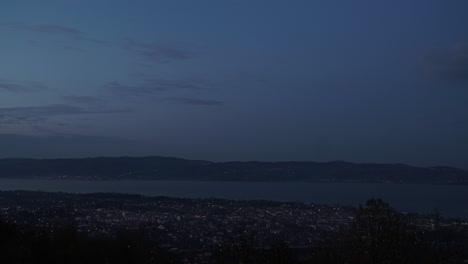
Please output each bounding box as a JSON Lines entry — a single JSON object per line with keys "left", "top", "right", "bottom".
{"left": 0, "top": 199, "right": 466, "bottom": 263}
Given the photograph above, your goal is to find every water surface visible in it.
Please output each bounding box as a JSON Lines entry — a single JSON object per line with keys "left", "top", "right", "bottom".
{"left": 0, "top": 179, "right": 466, "bottom": 218}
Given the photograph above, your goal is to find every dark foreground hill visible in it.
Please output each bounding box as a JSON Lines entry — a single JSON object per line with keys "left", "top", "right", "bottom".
{"left": 0, "top": 156, "right": 467, "bottom": 184}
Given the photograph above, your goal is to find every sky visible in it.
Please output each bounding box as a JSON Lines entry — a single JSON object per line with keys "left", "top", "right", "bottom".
{"left": 1, "top": 1, "right": 468, "bottom": 169}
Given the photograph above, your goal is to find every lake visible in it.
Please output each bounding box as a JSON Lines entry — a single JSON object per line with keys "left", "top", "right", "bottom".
{"left": 0, "top": 179, "right": 466, "bottom": 218}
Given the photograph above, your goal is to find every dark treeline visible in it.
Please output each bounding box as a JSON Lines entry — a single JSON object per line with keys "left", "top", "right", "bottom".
{"left": 0, "top": 222, "right": 181, "bottom": 264}
{"left": 0, "top": 199, "right": 466, "bottom": 264}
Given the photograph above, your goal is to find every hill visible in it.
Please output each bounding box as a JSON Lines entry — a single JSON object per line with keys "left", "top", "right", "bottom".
{"left": 0, "top": 157, "right": 467, "bottom": 184}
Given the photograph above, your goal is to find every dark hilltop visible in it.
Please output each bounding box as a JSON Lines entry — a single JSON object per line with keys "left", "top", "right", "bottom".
{"left": 0, "top": 156, "right": 467, "bottom": 184}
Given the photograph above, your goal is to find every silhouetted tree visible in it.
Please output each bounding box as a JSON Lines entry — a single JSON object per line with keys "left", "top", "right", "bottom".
{"left": 306, "top": 199, "right": 419, "bottom": 264}
{"left": 212, "top": 233, "right": 298, "bottom": 264}
{"left": 265, "top": 241, "right": 298, "bottom": 264}
{"left": 348, "top": 199, "right": 417, "bottom": 263}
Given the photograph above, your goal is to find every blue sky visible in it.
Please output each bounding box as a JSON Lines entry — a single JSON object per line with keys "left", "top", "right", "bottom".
{"left": 1, "top": 1, "right": 468, "bottom": 168}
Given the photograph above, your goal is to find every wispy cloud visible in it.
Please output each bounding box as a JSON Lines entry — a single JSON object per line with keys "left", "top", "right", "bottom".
{"left": 106, "top": 81, "right": 165, "bottom": 95}
{"left": 107, "top": 78, "right": 214, "bottom": 96}
{"left": 0, "top": 104, "right": 105, "bottom": 116}
{"left": 2, "top": 22, "right": 186, "bottom": 62}
{"left": 0, "top": 22, "right": 82, "bottom": 37}
{"left": 122, "top": 38, "right": 191, "bottom": 62}
{"left": 0, "top": 22, "right": 108, "bottom": 45}
{"left": 61, "top": 95, "right": 104, "bottom": 105}
{"left": 423, "top": 44, "right": 468, "bottom": 84}
{"left": 0, "top": 79, "right": 47, "bottom": 93}
{"left": 0, "top": 104, "right": 126, "bottom": 126}
{"left": 165, "top": 97, "right": 224, "bottom": 106}
{"left": 0, "top": 115, "right": 46, "bottom": 126}
{"left": 145, "top": 78, "right": 213, "bottom": 91}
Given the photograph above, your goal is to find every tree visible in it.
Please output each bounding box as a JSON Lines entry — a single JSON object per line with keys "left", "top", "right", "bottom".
{"left": 347, "top": 199, "right": 418, "bottom": 264}
{"left": 212, "top": 233, "right": 298, "bottom": 264}
{"left": 307, "top": 199, "right": 419, "bottom": 264}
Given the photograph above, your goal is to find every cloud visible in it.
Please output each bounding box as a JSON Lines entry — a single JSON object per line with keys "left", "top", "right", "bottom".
{"left": 106, "top": 81, "right": 165, "bottom": 95}
{"left": 106, "top": 78, "right": 222, "bottom": 106}
{"left": 0, "top": 22, "right": 107, "bottom": 45}
{"left": 0, "top": 104, "right": 126, "bottom": 126}
{"left": 0, "top": 80, "right": 47, "bottom": 93}
{"left": 2, "top": 22, "right": 184, "bottom": 60}
{"left": 0, "top": 22, "right": 82, "bottom": 37}
{"left": 165, "top": 97, "right": 224, "bottom": 106}
{"left": 423, "top": 44, "right": 468, "bottom": 84}
{"left": 0, "top": 104, "right": 92, "bottom": 116}
{"left": 122, "top": 38, "right": 190, "bottom": 62}
{"left": 0, "top": 115, "right": 46, "bottom": 126}
{"left": 107, "top": 78, "right": 214, "bottom": 95}
{"left": 61, "top": 95, "right": 103, "bottom": 105}
{"left": 145, "top": 78, "right": 213, "bottom": 91}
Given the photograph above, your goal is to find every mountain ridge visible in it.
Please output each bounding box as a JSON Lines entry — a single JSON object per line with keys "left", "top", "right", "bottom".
{"left": 0, "top": 156, "right": 467, "bottom": 184}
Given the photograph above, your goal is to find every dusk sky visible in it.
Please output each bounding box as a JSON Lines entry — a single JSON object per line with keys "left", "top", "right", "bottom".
{"left": 1, "top": 1, "right": 468, "bottom": 169}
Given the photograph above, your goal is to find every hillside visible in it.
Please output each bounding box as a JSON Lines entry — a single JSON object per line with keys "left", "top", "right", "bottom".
{"left": 0, "top": 157, "right": 467, "bottom": 184}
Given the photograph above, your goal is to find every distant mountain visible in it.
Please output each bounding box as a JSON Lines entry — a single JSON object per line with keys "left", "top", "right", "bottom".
{"left": 0, "top": 157, "right": 467, "bottom": 184}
